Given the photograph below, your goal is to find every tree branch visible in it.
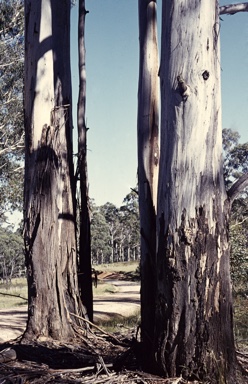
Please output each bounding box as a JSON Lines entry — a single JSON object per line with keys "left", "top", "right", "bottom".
{"left": 219, "top": 3, "right": 248, "bottom": 15}
{"left": 230, "top": 217, "right": 248, "bottom": 228}
{"left": 0, "top": 292, "right": 27, "bottom": 301}
{"left": 227, "top": 173, "right": 248, "bottom": 203}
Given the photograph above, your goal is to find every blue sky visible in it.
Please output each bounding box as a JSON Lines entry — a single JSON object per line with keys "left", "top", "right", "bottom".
{"left": 70, "top": 1, "right": 248, "bottom": 208}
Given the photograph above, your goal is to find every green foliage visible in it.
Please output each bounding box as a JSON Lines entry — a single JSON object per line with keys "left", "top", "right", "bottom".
{"left": 222, "top": 128, "right": 248, "bottom": 189}
{"left": 0, "top": 0, "right": 24, "bottom": 220}
{"left": 0, "top": 226, "right": 24, "bottom": 283}
{"left": 0, "top": 0, "right": 22, "bottom": 34}
{"left": 229, "top": 197, "right": 248, "bottom": 293}
{"left": 230, "top": 224, "right": 247, "bottom": 288}
{"left": 233, "top": 296, "right": 248, "bottom": 348}
{"left": 119, "top": 189, "right": 140, "bottom": 260}
{"left": 90, "top": 202, "right": 112, "bottom": 264}
{"left": 91, "top": 190, "right": 140, "bottom": 264}
{"left": 223, "top": 129, "right": 248, "bottom": 294}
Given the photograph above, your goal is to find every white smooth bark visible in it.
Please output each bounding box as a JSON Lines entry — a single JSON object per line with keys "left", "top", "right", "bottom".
{"left": 158, "top": 1, "right": 224, "bottom": 234}
{"left": 33, "top": 0, "right": 53, "bottom": 148}
{"left": 153, "top": 1, "right": 236, "bottom": 381}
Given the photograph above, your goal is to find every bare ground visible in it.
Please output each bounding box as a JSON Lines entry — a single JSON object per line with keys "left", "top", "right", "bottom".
{"left": 0, "top": 281, "right": 247, "bottom": 383}
{"left": 0, "top": 280, "right": 140, "bottom": 343}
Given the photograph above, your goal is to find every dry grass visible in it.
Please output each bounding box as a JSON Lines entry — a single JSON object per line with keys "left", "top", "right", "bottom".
{"left": 0, "top": 262, "right": 139, "bottom": 310}
{"left": 0, "top": 277, "right": 27, "bottom": 309}
{"left": 93, "top": 261, "right": 139, "bottom": 274}
{"left": 96, "top": 309, "right": 141, "bottom": 333}
{"left": 93, "top": 281, "right": 119, "bottom": 295}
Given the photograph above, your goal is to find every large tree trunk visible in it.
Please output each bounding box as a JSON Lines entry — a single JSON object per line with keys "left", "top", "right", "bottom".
{"left": 137, "top": 0, "right": 159, "bottom": 365}
{"left": 23, "top": 0, "right": 85, "bottom": 341}
{"left": 77, "top": 0, "right": 93, "bottom": 323}
{"left": 152, "top": 1, "right": 236, "bottom": 382}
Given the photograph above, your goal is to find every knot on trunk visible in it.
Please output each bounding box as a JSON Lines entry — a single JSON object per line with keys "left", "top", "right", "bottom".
{"left": 177, "top": 75, "right": 190, "bottom": 101}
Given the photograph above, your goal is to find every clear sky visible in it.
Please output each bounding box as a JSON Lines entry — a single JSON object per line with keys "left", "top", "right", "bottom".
{"left": 70, "top": 1, "right": 248, "bottom": 208}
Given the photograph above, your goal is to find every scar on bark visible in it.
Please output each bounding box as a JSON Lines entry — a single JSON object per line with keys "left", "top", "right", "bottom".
{"left": 177, "top": 75, "right": 190, "bottom": 101}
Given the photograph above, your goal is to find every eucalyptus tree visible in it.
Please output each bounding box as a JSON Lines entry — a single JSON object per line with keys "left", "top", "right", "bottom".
{"left": 100, "top": 202, "right": 120, "bottom": 263}
{"left": 77, "top": 0, "right": 93, "bottom": 322}
{"left": 23, "top": 0, "right": 86, "bottom": 341}
{"left": 137, "top": 0, "right": 159, "bottom": 354}
{"left": 138, "top": 1, "right": 248, "bottom": 382}
{"left": 120, "top": 190, "right": 140, "bottom": 261}
{"left": 0, "top": 227, "right": 24, "bottom": 284}
{"left": 91, "top": 206, "right": 112, "bottom": 265}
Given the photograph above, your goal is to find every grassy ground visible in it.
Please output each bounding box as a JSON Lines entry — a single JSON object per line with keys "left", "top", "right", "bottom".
{"left": 93, "top": 261, "right": 139, "bottom": 274}
{"left": 93, "top": 281, "right": 119, "bottom": 295}
{"left": 96, "top": 310, "right": 141, "bottom": 333}
{"left": 0, "top": 278, "right": 27, "bottom": 309}
{"left": 1, "top": 265, "right": 247, "bottom": 350}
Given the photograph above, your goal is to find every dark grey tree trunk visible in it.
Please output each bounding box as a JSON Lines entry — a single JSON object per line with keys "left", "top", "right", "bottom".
{"left": 77, "top": 0, "right": 93, "bottom": 323}
{"left": 23, "top": 0, "right": 85, "bottom": 341}
{"left": 137, "top": 0, "right": 159, "bottom": 366}
{"left": 151, "top": 1, "right": 236, "bottom": 382}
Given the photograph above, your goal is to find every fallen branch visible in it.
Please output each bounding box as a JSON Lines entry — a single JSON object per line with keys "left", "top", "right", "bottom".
{"left": 230, "top": 217, "right": 248, "bottom": 228}
{"left": 0, "top": 291, "right": 27, "bottom": 301}
{"left": 69, "top": 312, "right": 126, "bottom": 346}
{"left": 49, "top": 363, "right": 113, "bottom": 375}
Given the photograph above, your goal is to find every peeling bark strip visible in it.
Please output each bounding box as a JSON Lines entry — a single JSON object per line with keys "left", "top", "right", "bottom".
{"left": 153, "top": 1, "right": 236, "bottom": 382}
{"left": 219, "top": 2, "right": 248, "bottom": 15}
{"left": 23, "top": 0, "right": 84, "bottom": 341}
{"left": 137, "top": 0, "right": 159, "bottom": 367}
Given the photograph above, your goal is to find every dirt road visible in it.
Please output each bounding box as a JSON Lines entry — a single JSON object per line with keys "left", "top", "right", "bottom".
{"left": 0, "top": 280, "right": 140, "bottom": 343}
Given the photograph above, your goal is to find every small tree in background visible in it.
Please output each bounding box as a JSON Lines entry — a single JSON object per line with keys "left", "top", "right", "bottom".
{"left": 100, "top": 202, "right": 120, "bottom": 263}
{"left": 222, "top": 128, "right": 248, "bottom": 294}
{"left": 0, "top": 227, "right": 24, "bottom": 284}
{"left": 120, "top": 190, "right": 140, "bottom": 262}
{"left": 91, "top": 203, "right": 112, "bottom": 264}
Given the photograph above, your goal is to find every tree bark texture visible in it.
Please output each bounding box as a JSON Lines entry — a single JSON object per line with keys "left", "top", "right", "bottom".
{"left": 137, "top": 0, "right": 159, "bottom": 361}
{"left": 77, "top": 0, "right": 93, "bottom": 322}
{"left": 153, "top": 1, "right": 236, "bottom": 382}
{"left": 23, "top": 0, "right": 84, "bottom": 341}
